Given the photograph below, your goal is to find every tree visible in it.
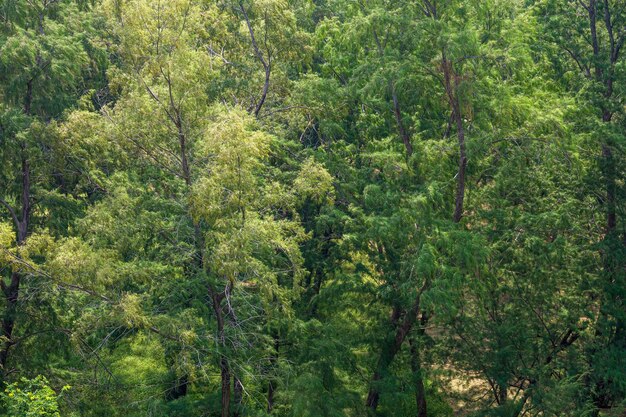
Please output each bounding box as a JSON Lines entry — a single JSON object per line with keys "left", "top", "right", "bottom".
{"left": 0, "top": 0, "right": 99, "bottom": 379}
{"left": 536, "top": 0, "right": 626, "bottom": 412}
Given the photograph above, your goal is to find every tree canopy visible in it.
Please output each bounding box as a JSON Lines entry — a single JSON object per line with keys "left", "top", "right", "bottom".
{"left": 0, "top": 0, "right": 624, "bottom": 416}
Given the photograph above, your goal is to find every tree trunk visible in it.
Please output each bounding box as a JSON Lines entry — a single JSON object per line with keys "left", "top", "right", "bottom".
{"left": 601, "top": 142, "right": 616, "bottom": 234}
{"left": 267, "top": 335, "right": 279, "bottom": 413}
{"left": 585, "top": 1, "right": 624, "bottom": 411}
{"left": 497, "top": 383, "right": 508, "bottom": 405}
{"left": 166, "top": 374, "right": 189, "bottom": 400}
{"left": 212, "top": 292, "right": 230, "bottom": 417}
{"left": 370, "top": 22, "right": 413, "bottom": 158}
{"left": 390, "top": 80, "right": 414, "bottom": 157}
{"left": 0, "top": 271, "right": 21, "bottom": 376}
{"left": 255, "top": 65, "right": 271, "bottom": 118}
{"left": 233, "top": 375, "right": 243, "bottom": 417}
{"left": 178, "top": 125, "right": 191, "bottom": 187}
{"left": 239, "top": 1, "right": 271, "bottom": 119}
{"left": 452, "top": 105, "right": 467, "bottom": 223}
{"left": 409, "top": 338, "right": 427, "bottom": 417}
{"left": 24, "top": 80, "right": 33, "bottom": 115}
{"left": 0, "top": 156, "right": 31, "bottom": 378}
{"left": 267, "top": 380, "right": 275, "bottom": 414}
{"left": 366, "top": 288, "right": 426, "bottom": 412}
{"left": 588, "top": 1, "right": 602, "bottom": 80}
{"left": 220, "top": 356, "right": 231, "bottom": 417}
{"left": 366, "top": 305, "right": 400, "bottom": 410}
{"left": 441, "top": 51, "right": 467, "bottom": 223}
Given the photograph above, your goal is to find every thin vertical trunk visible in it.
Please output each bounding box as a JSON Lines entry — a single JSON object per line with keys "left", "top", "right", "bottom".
{"left": 588, "top": 1, "right": 602, "bottom": 80}
{"left": 587, "top": 0, "right": 618, "bottom": 236}
{"left": 367, "top": 18, "right": 413, "bottom": 158}
{"left": 166, "top": 374, "right": 189, "bottom": 400}
{"left": 590, "top": 0, "right": 623, "bottom": 402}
{"left": 233, "top": 375, "right": 243, "bottom": 417}
{"left": 0, "top": 10, "right": 37, "bottom": 372}
{"left": 24, "top": 80, "right": 33, "bottom": 115}
{"left": 267, "top": 379, "right": 275, "bottom": 413}
{"left": 588, "top": 0, "right": 616, "bottom": 235}
{"left": 267, "top": 335, "right": 279, "bottom": 413}
{"left": 220, "top": 356, "right": 231, "bottom": 417}
{"left": 365, "top": 313, "right": 416, "bottom": 410}
{"left": 173, "top": 91, "right": 235, "bottom": 417}
{"left": 366, "top": 305, "right": 401, "bottom": 410}
{"left": 408, "top": 338, "right": 427, "bottom": 417}
{"left": 239, "top": 1, "right": 271, "bottom": 118}
{"left": 178, "top": 119, "right": 191, "bottom": 187}
{"left": 228, "top": 293, "right": 243, "bottom": 417}
{"left": 0, "top": 271, "right": 21, "bottom": 376}
{"left": 0, "top": 156, "right": 30, "bottom": 378}
{"left": 497, "top": 383, "right": 508, "bottom": 405}
{"left": 601, "top": 142, "right": 616, "bottom": 234}
{"left": 213, "top": 292, "right": 231, "bottom": 417}
{"left": 161, "top": 90, "right": 198, "bottom": 404}
{"left": 166, "top": 73, "right": 191, "bottom": 188}
{"left": 452, "top": 105, "right": 467, "bottom": 224}
{"left": 18, "top": 157, "right": 30, "bottom": 242}
{"left": 441, "top": 51, "right": 467, "bottom": 223}
{"left": 390, "top": 80, "right": 414, "bottom": 157}
{"left": 366, "top": 284, "right": 428, "bottom": 411}
{"left": 255, "top": 65, "right": 271, "bottom": 118}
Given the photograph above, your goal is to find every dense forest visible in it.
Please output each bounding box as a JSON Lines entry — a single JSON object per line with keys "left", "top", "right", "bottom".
{"left": 0, "top": 0, "right": 624, "bottom": 416}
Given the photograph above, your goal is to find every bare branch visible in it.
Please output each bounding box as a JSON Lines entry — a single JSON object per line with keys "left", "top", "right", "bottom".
{"left": 603, "top": 0, "right": 616, "bottom": 62}
{"left": 577, "top": 0, "right": 590, "bottom": 13}
{"left": 562, "top": 44, "right": 591, "bottom": 77}
{"left": 615, "top": 33, "right": 625, "bottom": 62}
{"left": 0, "top": 199, "right": 19, "bottom": 231}
{"left": 239, "top": 1, "right": 271, "bottom": 117}
{"left": 141, "top": 77, "right": 178, "bottom": 126}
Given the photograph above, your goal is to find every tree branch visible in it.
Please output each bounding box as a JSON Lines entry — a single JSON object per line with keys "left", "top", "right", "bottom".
{"left": 562, "top": 44, "right": 591, "bottom": 78}
{"left": 0, "top": 199, "right": 19, "bottom": 231}
{"left": 239, "top": 1, "right": 271, "bottom": 117}
{"left": 603, "top": 0, "right": 616, "bottom": 62}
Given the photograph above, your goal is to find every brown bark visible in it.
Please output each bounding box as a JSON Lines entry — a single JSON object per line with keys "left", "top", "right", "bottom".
{"left": 390, "top": 80, "right": 414, "bottom": 157}
{"left": 409, "top": 338, "right": 427, "bottom": 417}
{"left": 166, "top": 374, "right": 189, "bottom": 400}
{"left": 365, "top": 305, "right": 398, "bottom": 411}
{"left": 220, "top": 356, "right": 231, "bottom": 417}
{"left": 233, "top": 375, "right": 243, "bottom": 417}
{"left": 255, "top": 64, "right": 271, "bottom": 118}
{"left": 207, "top": 284, "right": 235, "bottom": 417}
{"left": 162, "top": 71, "right": 192, "bottom": 188}
{"left": 588, "top": 0, "right": 602, "bottom": 80}
{"left": 441, "top": 52, "right": 467, "bottom": 223}
{"left": 212, "top": 291, "right": 231, "bottom": 417}
{"left": 177, "top": 115, "right": 191, "bottom": 187}
{"left": 239, "top": 1, "right": 271, "bottom": 118}
{"left": 367, "top": 19, "right": 413, "bottom": 158}
{"left": 0, "top": 156, "right": 31, "bottom": 377}
{"left": 585, "top": 14, "right": 624, "bottom": 410}
{"left": 0, "top": 10, "right": 40, "bottom": 373}
{"left": 586, "top": 0, "right": 620, "bottom": 236}
{"left": 24, "top": 80, "right": 33, "bottom": 115}
{"left": 267, "top": 335, "right": 279, "bottom": 413}
{"left": 602, "top": 143, "right": 616, "bottom": 233}
{"left": 161, "top": 70, "right": 240, "bottom": 417}
{"left": 497, "top": 384, "right": 508, "bottom": 405}
{"left": 267, "top": 379, "right": 275, "bottom": 413}
{"left": 0, "top": 271, "right": 21, "bottom": 375}
{"left": 366, "top": 283, "right": 428, "bottom": 411}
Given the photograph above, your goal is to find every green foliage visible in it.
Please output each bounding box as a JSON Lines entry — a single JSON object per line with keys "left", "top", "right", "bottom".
{"left": 0, "top": 0, "right": 624, "bottom": 416}
{"left": 0, "top": 376, "right": 69, "bottom": 417}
